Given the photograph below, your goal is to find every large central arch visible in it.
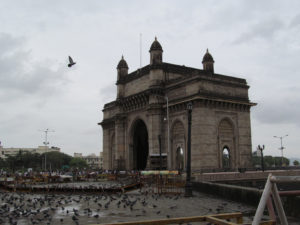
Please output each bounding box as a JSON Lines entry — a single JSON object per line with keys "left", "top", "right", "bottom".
{"left": 132, "top": 119, "right": 149, "bottom": 170}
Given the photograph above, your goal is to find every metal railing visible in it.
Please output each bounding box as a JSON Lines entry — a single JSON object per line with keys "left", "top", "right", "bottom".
{"left": 94, "top": 212, "right": 275, "bottom": 225}
{"left": 253, "top": 174, "right": 300, "bottom": 225}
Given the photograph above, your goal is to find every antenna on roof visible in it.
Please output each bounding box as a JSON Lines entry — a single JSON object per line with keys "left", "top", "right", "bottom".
{"left": 38, "top": 128, "right": 55, "bottom": 171}
{"left": 139, "top": 33, "right": 142, "bottom": 69}
{"left": 39, "top": 128, "right": 55, "bottom": 147}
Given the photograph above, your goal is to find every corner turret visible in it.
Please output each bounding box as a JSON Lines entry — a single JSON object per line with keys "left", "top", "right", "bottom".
{"left": 202, "top": 49, "right": 214, "bottom": 73}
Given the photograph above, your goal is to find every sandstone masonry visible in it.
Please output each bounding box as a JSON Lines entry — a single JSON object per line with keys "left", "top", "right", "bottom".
{"left": 99, "top": 38, "right": 256, "bottom": 171}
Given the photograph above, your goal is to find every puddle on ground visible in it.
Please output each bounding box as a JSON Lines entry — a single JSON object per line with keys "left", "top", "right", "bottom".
{"left": 54, "top": 203, "right": 105, "bottom": 219}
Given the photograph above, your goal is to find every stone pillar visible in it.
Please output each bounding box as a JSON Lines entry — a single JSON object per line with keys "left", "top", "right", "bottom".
{"left": 147, "top": 96, "right": 163, "bottom": 169}
{"left": 102, "top": 128, "right": 110, "bottom": 170}
{"left": 115, "top": 115, "right": 126, "bottom": 170}
{"left": 149, "top": 68, "right": 164, "bottom": 87}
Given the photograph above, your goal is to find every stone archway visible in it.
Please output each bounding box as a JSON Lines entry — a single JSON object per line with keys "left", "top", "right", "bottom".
{"left": 222, "top": 146, "right": 230, "bottom": 168}
{"left": 171, "top": 120, "right": 185, "bottom": 170}
{"left": 175, "top": 146, "right": 184, "bottom": 171}
{"left": 218, "top": 119, "right": 235, "bottom": 169}
{"left": 131, "top": 119, "right": 149, "bottom": 170}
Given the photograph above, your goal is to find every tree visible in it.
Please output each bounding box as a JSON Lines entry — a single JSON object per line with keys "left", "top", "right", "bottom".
{"left": 41, "top": 152, "right": 72, "bottom": 171}
{"left": 252, "top": 155, "right": 290, "bottom": 168}
{"left": 1, "top": 151, "right": 73, "bottom": 172}
{"left": 69, "top": 157, "right": 88, "bottom": 169}
{"left": 252, "top": 156, "right": 260, "bottom": 167}
{"left": 293, "top": 160, "right": 300, "bottom": 166}
{"left": 0, "top": 158, "right": 8, "bottom": 170}
{"left": 264, "top": 155, "right": 275, "bottom": 167}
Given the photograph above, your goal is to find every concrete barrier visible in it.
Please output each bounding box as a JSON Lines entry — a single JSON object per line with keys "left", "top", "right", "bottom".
{"left": 193, "top": 181, "right": 262, "bottom": 206}
{"left": 194, "top": 170, "right": 300, "bottom": 182}
{"left": 192, "top": 181, "right": 300, "bottom": 217}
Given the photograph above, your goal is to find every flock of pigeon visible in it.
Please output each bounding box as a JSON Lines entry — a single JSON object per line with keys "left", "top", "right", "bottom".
{"left": 0, "top": 184, "right": 255, "bottom": 225}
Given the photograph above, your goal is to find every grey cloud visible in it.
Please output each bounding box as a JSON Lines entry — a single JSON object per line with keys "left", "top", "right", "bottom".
{"left": 253, "top": 87, "right": 300, "bottom": 126}
{"left": 0, "top": 33, "right": 24, "bottom": 54}
{"left": 290, "top": 13, "right": 300, "bottom": 28}
{"left": 233, "top": 18, "right": 285, "bottom": 44}
{"left": 99, "top": 83, "right": 116, "bottom": 102}
{"left": 0, "top": 33, "right": 68, "bottom": 101}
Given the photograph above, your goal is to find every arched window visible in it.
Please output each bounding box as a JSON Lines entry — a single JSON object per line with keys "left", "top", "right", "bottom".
{"left": 218, "top": 119, "right": 234, "bottom": 169}
{"left": 176, "top": 147, "right": 184, "bottom": 170}
{"left": 171, "top": 121, "right": 185, "bottom": 170}
{"left": 222, "top": 146, "right": 230, "bottom": 168}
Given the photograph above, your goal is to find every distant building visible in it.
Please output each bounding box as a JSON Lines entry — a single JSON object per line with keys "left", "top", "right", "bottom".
{"left": 74, "top": 153, "right": 83, "bottom": 158}
{"left": 73, "top": 153, "right": 102, "bottom": 169}
{"left": 0, "top": 145, "right": 60, "bottom": 159}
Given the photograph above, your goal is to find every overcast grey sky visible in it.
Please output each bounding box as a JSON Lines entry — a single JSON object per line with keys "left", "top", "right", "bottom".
{"left": 0, "top": 0, "right": 300, "bottom": 159}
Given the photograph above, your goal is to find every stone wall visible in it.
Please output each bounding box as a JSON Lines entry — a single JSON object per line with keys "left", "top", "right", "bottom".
{"left": 100, "top": 53, "right": 255, "bottom": 170}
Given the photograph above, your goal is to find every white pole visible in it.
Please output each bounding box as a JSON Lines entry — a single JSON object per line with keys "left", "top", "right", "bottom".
{"left": 273, "top": 135, "right": 288, "bottom": 166}
{"left": 272, "top": 179, "right": 288, "bottom": 225}
{"left": 252, "top": 174, "right": 272, "bottom": 225}
{"left": 140, "top": 33, "right": 142, "bottom": 68}
{"left": 40, "top": 128, "right": 55, "bottom": 171}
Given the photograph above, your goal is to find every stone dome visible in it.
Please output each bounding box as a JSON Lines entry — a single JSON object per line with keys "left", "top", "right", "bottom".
{"left": 149, "top": 37, "right": 163, "bottom": 52}
{"left": 202, "top": 49, "right": 214, "bottom": 63}
{"left": 117, "top": 56, "right": 129, "bottom": 69}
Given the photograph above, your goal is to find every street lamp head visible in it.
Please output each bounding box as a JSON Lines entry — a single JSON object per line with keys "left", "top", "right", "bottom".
{"left": 187, "top": 102, "right": 193, "bottom": 110}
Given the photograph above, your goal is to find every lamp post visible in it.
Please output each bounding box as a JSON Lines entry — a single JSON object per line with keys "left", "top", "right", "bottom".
{"left": 185, "top": 102, "right": 193, "bottom": 197}
{"left": 257, "top": 145, "right": 265, "bottom": 172}
{"left": 158, "top": 135, "right": 162, "bottom": 170}
{"left": 165, "top": 96, "right": 170, "bottom": 169}
{"left": 40, "top": 128, "right": 55, "bottom": 171}
{"left": 273, "top": 135, "right": 288, "bottom": 166}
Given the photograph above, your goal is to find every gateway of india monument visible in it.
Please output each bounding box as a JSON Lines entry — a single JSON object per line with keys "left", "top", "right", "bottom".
{"left": 99, "top": 37, "right": 256, "bottom": 171}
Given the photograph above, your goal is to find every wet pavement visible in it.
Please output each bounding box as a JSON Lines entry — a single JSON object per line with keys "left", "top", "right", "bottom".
{"left": 0, "top": 182, "right": 298, "bottom": 224}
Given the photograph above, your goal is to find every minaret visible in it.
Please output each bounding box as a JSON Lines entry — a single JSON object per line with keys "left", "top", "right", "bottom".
{"left": 149, "top": 37, "right": 163, "bottom": 65}
{"left": 116, "top": 55, "right": 128, "bottom": 98}
{"left": 202, "top": 49, "right": 215, "bottom": 73}
{"left": 117, "top": 55, "right": 128, "bottom": 80}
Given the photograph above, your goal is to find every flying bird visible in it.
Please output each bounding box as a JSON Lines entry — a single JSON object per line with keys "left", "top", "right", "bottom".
{"left": 68, "top": 56, "right": 76, "bottom": 67}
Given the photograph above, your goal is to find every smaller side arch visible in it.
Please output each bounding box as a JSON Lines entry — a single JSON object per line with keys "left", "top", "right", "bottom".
{"left": 218, "top": 117, "right": 236, "bottom": 169}
{"left": 222, "top": 146, "right": 231, "bottom": 169}
{"left": 217, "top": 117, "right": 236, "bottom": 137}
{"left": 170, "top": 119, "right": 186, "bottom": 170}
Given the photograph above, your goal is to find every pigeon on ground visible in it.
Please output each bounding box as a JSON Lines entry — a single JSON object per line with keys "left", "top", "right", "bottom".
{"left": 68, "top": 56, "right": 76, "bottom": 67}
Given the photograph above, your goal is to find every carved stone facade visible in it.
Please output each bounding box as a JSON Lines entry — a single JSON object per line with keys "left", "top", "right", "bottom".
{"left": 99, "top": 38, "right": 256, "bottom": 171}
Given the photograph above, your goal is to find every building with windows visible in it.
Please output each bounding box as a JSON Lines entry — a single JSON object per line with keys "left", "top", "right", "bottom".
{"left": 0, "top": 145, "right": 60, "bottom": 159}
{"left": 99, "top": 37, "right": 256, "bottom": 171}
{"left": 73, "top": 153, "right": 102, "bottom": 169}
